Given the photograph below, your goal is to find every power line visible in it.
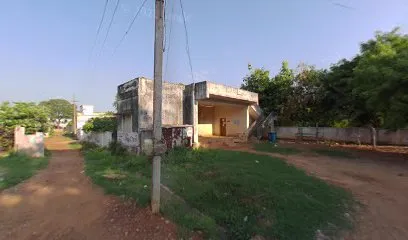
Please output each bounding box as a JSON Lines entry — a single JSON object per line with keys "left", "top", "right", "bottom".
{"left": 164, "top": 0, "right": 175, "bottom": 76}
{"left": 179, "top": 0, "right": 194, "bottom": 82}
{"left": 88, "top": 0, "right": 109, "bottom": 62}
{"left": 112, "top": 0, "right": 148, "bottom": 55}
{"left": 332, "top": 2, "right": 355, "bottom": 10}
{"left": 100, "top": 0, "right": 121, "bottom": 54}
{"left": 323, "top": 0, "right": 355, "bottom": 10}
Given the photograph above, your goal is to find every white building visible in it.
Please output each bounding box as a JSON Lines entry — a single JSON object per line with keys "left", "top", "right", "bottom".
{"left": 76, "top": 105, "right": 108, "bottom": 139}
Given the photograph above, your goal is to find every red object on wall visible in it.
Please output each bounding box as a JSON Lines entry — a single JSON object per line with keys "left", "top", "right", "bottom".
{"left": 162, "top": 126, "right": 193, "bottom": 150}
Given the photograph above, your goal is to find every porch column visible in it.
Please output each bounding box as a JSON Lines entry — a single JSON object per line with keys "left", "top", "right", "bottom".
{"left": 193, "top": 100, "right": 199, "bottom": 145}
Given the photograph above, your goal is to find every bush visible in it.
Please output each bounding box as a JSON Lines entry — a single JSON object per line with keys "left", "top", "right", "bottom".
{"left": 0, "top": 127, "right": 14, "bottom": 151}
{"left": 108, "top": 141, "right": 128, "bottom": 156}
{"left": 83, "top": 117, "right": 117, "bottom": 133}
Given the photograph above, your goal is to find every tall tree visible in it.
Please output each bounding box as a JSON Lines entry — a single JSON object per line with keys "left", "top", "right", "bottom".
{"left": 0, "top": 102, "right": 50, "bottom": 133}
{"left": 353, "top": 28, "right": 408, "bottom": 128}
{"left": 39, "top": 99, "right": 73, "bottom": 128}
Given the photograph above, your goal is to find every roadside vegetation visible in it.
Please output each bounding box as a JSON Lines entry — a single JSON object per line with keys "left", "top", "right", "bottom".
{"left": 0, "top": 152, "right": 49, "bottom": 191}
{"left": 242, "top": 28, "right": 408, "bottom": 130}
{"left": 83, "top": 143, "right": 354, "bottom": 240}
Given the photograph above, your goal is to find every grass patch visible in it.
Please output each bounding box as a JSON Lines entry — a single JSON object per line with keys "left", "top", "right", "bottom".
{"left": 254, "top": 143, "right": 302, "bottom": 155}
{"left": 84, "top": 148, "right": 222, "bottom": 239}
{"left": 162, "top": 148, "right": 354, "bottom": 240}
{"left": 0, "top": 152, "right": 49, "bottom": 191}
{"left": 84, "top": 147, "right": 354, "bottom": 240}
{"left": 313, "top": 148, "right": 354, "bottom": 158}
{"left": 84, "top": 150, "right": 152, "bottom": 206}
{"left": 68, "top": 141, "right": 82, "bottom": 150}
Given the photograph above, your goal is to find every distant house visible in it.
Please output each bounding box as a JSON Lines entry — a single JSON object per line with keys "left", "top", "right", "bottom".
{"left": 76, "top": 105, "right": 108, "bottom": 139}
{"left": 116, "top": 77, "right": 261, "bottom": 153}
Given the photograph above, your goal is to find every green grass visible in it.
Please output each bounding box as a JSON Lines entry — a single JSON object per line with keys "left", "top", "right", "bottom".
{"left": 84, "top": 150, "right": 152, "bottom": 206}
{"left": 0, "top": 152, "right": 49, "bottom": 191}
{"left": 313, "top": 148, "right": 354, "bottom": 158}
{"left": 254, "top": 143, "right": 302, "bottom": 155}
{"left": 68, "top": 141, "right": 82, "bottom": 150}
{"left": 161, "top": 148, "right": 354, "bottom": 239}
{"left": 84, "top": 147, "right": 354, "bottom": 240}
{"left": 83, "top": 149, "right": 221, "bottom": 239}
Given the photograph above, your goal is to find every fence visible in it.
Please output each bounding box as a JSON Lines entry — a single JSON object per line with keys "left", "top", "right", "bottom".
{"left": 276, "top": 127, "right": 408, "bottom": 146}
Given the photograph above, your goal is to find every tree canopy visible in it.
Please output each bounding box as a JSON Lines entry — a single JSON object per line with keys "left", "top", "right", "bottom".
{"left": 39, "top": 99, "right": 73, "bottom": 127}
{"left": 242, "top": 28, "right": 408, "bottom": 129}
{"left": 0, "top": 102, "right": 50, "bottom": 150}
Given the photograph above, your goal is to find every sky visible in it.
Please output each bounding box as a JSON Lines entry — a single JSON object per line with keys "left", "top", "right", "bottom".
{"left": 1, "top": 0, "right": 407, "bottom": 111}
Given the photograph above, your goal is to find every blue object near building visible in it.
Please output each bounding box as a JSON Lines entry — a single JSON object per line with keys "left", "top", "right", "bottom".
{"left": 268, "top": 132, "right": 277, "bottom": 143}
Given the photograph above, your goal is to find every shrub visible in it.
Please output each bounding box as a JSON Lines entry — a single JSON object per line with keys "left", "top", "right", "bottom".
{"left": 0, "top": 127, "right": 14, "bottom": 151}
{"left": 108, "top": 141, "right": 128, "bottom": 156}
{"left": 83, "top": 116, "right": 117, "bottom": 133}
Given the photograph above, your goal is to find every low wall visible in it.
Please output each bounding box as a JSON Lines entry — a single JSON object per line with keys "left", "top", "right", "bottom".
{"left": 117, "top": 131, "right": 139, "bottom": 152}
{"left": 80, "top": 131, "right": 113, "bottom": 147}
{"left": 117, "top": 125, "right": 194, "bottom": 155}
{"left": 14, "top": 126, "right": 44, "bottom": 157}
{"left": 276, "top": 127, "right": 408, "bottom": 146}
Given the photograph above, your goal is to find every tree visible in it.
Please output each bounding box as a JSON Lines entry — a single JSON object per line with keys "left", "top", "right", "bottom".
{"left": 241, "top": 66, "right": 271, "bottom": 93}
{"left": 241, "top": 27, "right": 408, "bottom": 130}
{"left": 39, "top": 99, "right": 73, "bottom": 128}
{"left": 353, "top": 28, "right": 408, "bottom": 129}
{"left": 0, "top": 102, "right": 50, "bottom": 150}
{"left": 290, "top": 64, "right": 327, "bottom": 126}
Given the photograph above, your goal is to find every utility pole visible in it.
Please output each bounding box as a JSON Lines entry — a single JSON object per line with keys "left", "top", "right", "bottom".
{"left": 72, "top": 95, "right": 77, "bottom": 136}
{"left": 151, "top": 0, "right": 165, "bottom": 214}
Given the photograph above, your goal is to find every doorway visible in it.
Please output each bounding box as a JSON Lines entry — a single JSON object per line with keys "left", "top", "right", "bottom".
{"left": 220, "top": 118, "right": 227, "bottom": 136}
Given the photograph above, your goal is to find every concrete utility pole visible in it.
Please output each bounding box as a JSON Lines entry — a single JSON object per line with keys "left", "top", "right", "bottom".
{"left": 72, "top": 95, "right": 77, "bottom": 136}
{"left": 151, "top": 0, "right": 165, "bottom": 214}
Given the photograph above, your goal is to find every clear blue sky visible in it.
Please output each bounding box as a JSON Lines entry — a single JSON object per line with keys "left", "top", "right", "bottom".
{"left": 1, "top": 0, "right": 407, "bottom": 111}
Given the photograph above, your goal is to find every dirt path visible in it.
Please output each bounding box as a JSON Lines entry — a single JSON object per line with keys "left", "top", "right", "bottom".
{"left": 0, "top": 136, "right": 176, "bottom": 240}
{"left": 220, "top": 144, "right": 408, "bottom": 240}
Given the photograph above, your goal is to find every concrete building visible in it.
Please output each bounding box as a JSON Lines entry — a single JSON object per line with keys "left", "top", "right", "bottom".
{"left": 116, "top": 77, "right": 261, "bottom": 152}
{"left": 76, "top": 105, "right": 108, "bottom": 139}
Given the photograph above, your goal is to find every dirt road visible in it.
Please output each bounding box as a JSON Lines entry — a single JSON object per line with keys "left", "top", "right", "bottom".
{"left": 0, "top": 136, "right": 176, "bottom": 240}
{"left": 221, "top": 143, "right": 408, "bottom": 240}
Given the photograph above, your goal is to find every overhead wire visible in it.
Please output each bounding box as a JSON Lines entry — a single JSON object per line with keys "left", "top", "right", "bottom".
{"left": 88, "top": 0, "right": 109, "bottom": 62}
{"left": 99, "top": 0, "right": 121, "bottom": 55}
{"left": 179, "top": 0, "right": 194, "bottom": 82}
{"left": 112, "top": 0, "right": 149, "bottom": 55}
{"left": 164, "top": 0, "right": 175, "bottom": 76}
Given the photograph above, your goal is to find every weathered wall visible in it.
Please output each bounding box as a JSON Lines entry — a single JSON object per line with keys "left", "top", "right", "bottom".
{"left": 276, "top": 127, "right": 408, "bottom": 145}
{"left": 117, "top": 131, "right": 139, "bottom": 152}
{"left": 206, "top": 82, "right": 258, "bottom": 104}
{"left": 138, "top": 126, "right": 193, "bottom": 154}
{"left": 117, "top": 79, "right": 139, "bottom": 132}
{"left": 194, "top": 81, "right": 258, "bottom": 104}
{"left": 194, "top": 82, "right": 208, "bottom": 99}
{"left": 183, "top": 84, "right": 194, "bottom": 125}
{"left": 14, "top": 126, "right": 44, "bottom": 157}
{"left": 213, "top": 104, "right": 248, "bottom": 136}
{"left": 138, "top": 78, "right": 185, "bottom": 129}
{"left": 377, "top": 129, "right": 408, "bottom": 145}
{"left": 80, "top": 131, "right": 113, "bottom": 147}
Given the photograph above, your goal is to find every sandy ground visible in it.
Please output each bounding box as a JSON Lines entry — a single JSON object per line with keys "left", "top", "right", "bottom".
{"left": 0, "top": 136, "right": 177, "bottom": 240}
{"left": 216, "top": 141, "right": 408, "bottom": 240}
